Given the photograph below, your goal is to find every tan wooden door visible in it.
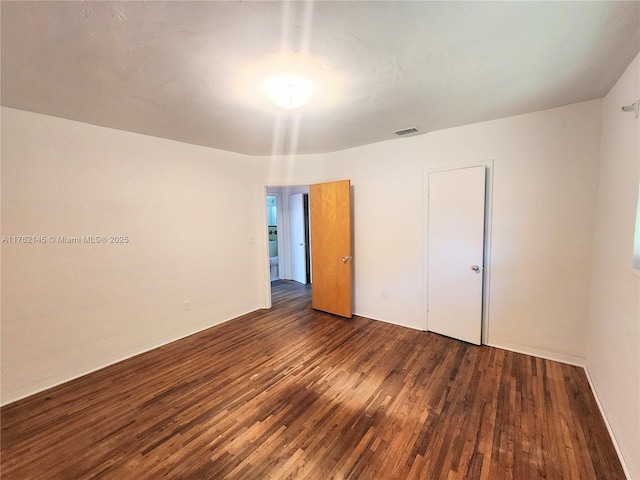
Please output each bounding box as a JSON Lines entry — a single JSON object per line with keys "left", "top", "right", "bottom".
{"left": 309, "top": 180, "right": 353, "bottom": 318}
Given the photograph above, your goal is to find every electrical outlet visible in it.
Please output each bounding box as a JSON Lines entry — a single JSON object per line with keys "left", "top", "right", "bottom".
{"left": 183, "top": 301, "right": 190, "bottom": 311}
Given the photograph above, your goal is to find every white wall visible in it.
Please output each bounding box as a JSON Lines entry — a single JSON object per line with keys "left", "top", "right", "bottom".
{"left": 262, "top": 100, "right": 601, "bottom": 365}
{"left": 586, "top": 53, "right": 640, "bottom": 480}
{"left": 1, "top": 86, "right": 630, "bottom": 470}
{"left": 1, "top": 107, "right": 266, "bottom": 405}
{"left": 1, "top": 98, "right": 604, "bottom": 399}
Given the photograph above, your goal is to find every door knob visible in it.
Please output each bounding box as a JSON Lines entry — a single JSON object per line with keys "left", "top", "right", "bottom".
{"left": 471, "top": 264, "right": 481, "bottom": 272}
{"left": 342, "top": 256, "right": 352, "bottom": 263}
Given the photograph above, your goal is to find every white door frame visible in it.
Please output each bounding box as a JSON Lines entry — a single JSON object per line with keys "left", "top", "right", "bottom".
{"left": 261, "top": 183, "right": 312, "bottom": 309}
{"left": 423, "top": 159, "right": 494, "bottom": 344}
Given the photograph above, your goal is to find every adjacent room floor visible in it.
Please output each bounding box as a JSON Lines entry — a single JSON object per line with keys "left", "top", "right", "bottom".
{"left": 0, "top": 280, "right": 624, "bottom": 479}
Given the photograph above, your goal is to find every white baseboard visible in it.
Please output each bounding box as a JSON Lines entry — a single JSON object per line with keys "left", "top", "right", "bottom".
{"left": 485, "top": 338, "right": 586, "bottom": 367}
{"left": 1, "top": 305, "right": 262, "bottom": 407}
{"left": 584, "top": 367, "right": 632, "bottom": 480}
{"left": 343, "top": 315, "right": 632, "bottom": 478}
{"left": 6, "top": 309, "right": 631, "bottom": 480}
{"left": 353, "top": 310, "right": 422, "bottom": 331}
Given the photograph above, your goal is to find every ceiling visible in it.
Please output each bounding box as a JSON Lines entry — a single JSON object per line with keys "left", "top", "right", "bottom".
{"left": 2, "top": 1, "right": 639, "bottom": 156}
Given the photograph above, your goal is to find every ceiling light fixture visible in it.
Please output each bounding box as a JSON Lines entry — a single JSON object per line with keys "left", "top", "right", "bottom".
{"left": 265, "top": 75, "right": 312, "bottom": 109}
{"left": 234, "top": 53, "right": 342, "bottom": 113}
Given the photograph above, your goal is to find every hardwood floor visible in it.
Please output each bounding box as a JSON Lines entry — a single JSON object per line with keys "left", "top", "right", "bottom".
{"left": 1, "top": 280, "right": 625, "bottom": 479}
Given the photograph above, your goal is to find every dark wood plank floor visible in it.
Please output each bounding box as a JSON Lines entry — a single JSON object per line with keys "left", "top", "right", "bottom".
{"left": 1, "top": 280, "right": 625, "bottom": 479}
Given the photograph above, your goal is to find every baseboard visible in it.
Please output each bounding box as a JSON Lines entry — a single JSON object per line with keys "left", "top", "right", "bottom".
{"left": 323, "top": 311, "right": 632, "bottom": 477}
{"left": 584, "top": 367, "right": 632, "bottom": 480}
{"left": 487, "top": 340, "right": 631, "bottom": 478}
{"left": 485, "top": 339, "right": 585, "bottom": 367}
{"left": 351, "top": 315, "right": 589, "bottom": 368}
{"left": 1, "top": 305, "right": 262, "bottom": 407}
{"left": 354, "top": 318, "right": 631, "bottom": 477}
{"left": 353, "top": 310, "right": 422, "bottom": 331}
{"left": 9, "top": 309, "right": 629, "bottom": 479}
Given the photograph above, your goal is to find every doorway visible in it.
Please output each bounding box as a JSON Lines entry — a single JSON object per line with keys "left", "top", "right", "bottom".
{"left": 264, "top": 181, "right": 353, "bottom": 317}
{"left": 265, "top": 186, "right": 311, "bottom": 295}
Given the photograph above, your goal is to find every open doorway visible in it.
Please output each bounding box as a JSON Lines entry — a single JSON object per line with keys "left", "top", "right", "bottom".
{"left": 265, "top": 186, "right": 311, "bottom": 293}
{"left": 264, "top": 180, "right": 353, "bottom": 316}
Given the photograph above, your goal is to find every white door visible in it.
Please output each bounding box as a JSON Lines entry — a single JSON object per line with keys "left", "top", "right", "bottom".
{"left": 427, "top": 166, "right": 486, "bottom": 345}
{"left": 290, "top": 193, "right": 308, "bottom": 284}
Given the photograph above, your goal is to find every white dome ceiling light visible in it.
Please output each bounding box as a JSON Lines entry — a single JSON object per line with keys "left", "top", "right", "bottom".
{"left": 265, "top": 75, "right": 313, "bottom": 109}
{"left": 234, "top": 53, "right": 344, "bottom": 114}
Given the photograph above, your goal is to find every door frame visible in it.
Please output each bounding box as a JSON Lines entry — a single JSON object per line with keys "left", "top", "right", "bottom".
{"left": 422, "top": 159, "right": 494, "bottom": 344}
{"left": 261, "top": 183, "right": 312, "bottom": 309}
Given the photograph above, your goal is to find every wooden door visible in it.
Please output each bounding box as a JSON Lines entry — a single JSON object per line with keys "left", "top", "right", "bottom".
{"left": 309, "top": 180, "right": 352, "bottom": 318}
{"left": 427, "top": 166, "right": 486, "bottom": 345}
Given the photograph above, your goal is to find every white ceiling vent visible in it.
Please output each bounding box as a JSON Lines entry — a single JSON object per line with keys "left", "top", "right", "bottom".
{"left": 394, "top": 127, "right": 421, "bottom": 137}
